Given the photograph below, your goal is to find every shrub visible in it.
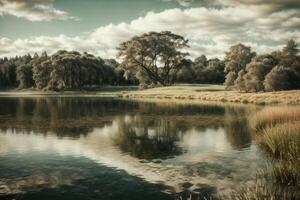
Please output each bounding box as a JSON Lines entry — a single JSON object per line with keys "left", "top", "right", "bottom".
{"left": 264, "top": 66, "right": 300, "bottom": 91}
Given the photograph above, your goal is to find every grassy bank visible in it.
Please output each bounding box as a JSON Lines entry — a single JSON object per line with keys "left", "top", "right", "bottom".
{"left": 0, "top": 85, "right": 138, "bottom": 97}
{"left": 121, "top": 84, "right": 300, "bottom": 105}
{"left": 1, "top": 84, "right": 300, "bottom": 105}
{"left": 240, "top": 106, "right": 300, "bottom": 199}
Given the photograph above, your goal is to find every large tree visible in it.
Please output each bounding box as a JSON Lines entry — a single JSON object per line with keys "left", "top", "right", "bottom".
{"left": 224, "top": 43, "right": 256, "bottom": 88}
{"left": 117, "top": 31, "right": 189, "bottom": 87}
{"left": 236, "top": 54, "right": 278, "bottom": 92}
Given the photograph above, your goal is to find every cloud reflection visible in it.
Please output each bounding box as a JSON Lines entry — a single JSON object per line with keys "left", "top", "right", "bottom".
{"left": 0, "top": 114, "right": 260, "bottom": 196}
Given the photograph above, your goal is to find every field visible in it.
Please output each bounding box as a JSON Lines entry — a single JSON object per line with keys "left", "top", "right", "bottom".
{"left": 121, "top": 84, "right": 300, "bottom": 105}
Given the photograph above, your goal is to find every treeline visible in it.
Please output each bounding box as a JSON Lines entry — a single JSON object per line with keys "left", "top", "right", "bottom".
{"left": 224, "top": 40, "right": 300, "bottom": 92}
{"left": 0, "top": 31, "right": 299, "bottom": 92}
{"left": 0, "top": 50, "right": 225, "bottom": 90}
{"left": 0, "top": 51, "right": 136, "bottom": 90}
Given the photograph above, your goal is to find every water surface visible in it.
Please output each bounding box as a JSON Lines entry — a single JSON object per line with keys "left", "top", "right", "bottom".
{"left": 0, "top": 97, "right": 263, "bottom": 199}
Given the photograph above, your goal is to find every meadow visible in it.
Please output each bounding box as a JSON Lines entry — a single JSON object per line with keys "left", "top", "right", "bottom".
{"left": 121, "top": 84, "right": 300, "bottom": 105}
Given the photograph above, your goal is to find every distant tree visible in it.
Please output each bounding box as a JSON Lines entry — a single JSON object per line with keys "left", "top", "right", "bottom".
{"left": 176, "top": 66, "right": 195, "bottom": 83}
{"left": 0, "top": 57, "right": 17, "bottom": 88}
{"left": 280, "top": 39, "right": 300, "bottom": 76}
{"left": 175, "top": 59, "right": 194, "bottom": 83}
{"left": 192, "top": 55, "right": 207, "bottom": 82}
{"left": 117, "top": 31, "right": 189, "bottom": 87}
{"left": 238, "top": 54, "right": 278, "bottom": 92}
{"left": 33, "top": 61, "right": 52, "bottom": 90}
{"left": 224, "top": 43, "right": 256, "bottom": 88}
{"left": 234, "top": 70, "right": 246, "bottom": 91}
{"left": 264, "top": 65, "right": 300, "bottom": 91}
{"left": 16, "top": 54, "right": 34, "bottom": 89}
{"left": 281, "top": 40, "right": 298, "bottom": 65}
{"left": 205, "top": 58, "right": 225, "bottom": 83}
{"left": 225, "top": 71, "right": 237, "bottom": 89}
{"left": 16, "top": 64, "right": 34, "bottom": 89}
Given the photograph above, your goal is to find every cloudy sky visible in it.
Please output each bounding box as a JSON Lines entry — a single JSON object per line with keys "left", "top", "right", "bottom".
{"left": 0, "top": 0, "right": 299, "bottom": 59}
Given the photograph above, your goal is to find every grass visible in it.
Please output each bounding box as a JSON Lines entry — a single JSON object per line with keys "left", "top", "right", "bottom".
{"left": 250, "top": 107, "right": 300, "bottom": 131}
{"left": 259, "top": 122, "right": 300, "bottom": 159}
{"left": 230, "top": 176, "right": 299, "bottom": 200}
{"left": 0, "top": 85, "right": 138, "bottom": 97}
{"left": 231, "top": 106, "right": 300, "bottom": 200}
{"left": 258, "top": 122, "right": 300, "bottom": 186}
{"left": 121, "top": 84, "right": 300, "bottom": 105}
{"left": 1, "top": 84, "right": 300, "bottom": 105}
{"left": 251, "top": 107, "right": 300, "bottom": 186}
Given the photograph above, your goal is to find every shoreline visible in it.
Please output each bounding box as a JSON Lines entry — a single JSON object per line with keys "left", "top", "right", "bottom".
{"left": 120, "top": 85, "right": 300, "bottom": 105}
{"left": 1, "top": 85, "right": 300, "bottom": 105}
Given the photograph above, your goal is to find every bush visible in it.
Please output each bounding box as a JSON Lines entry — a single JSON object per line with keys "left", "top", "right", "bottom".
{"left": 264, "top": 66, "right": 300, "bottom": 91}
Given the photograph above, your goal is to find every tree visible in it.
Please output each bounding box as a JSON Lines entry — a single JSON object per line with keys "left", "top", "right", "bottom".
{"left": 117, "top": 31, "right": 189, "bottom": 87}
{"left": 224, "top": 43, "right": 256, "bottom": 87}
{"left": 225, "top": 71, "right": 237, "bottom": 89}
{"left": 234, "top": 70, "right": 246, "bottom": 91}
{"left": 205, "top": 58, "right": 225, "bottom": 83}
{"left": 33, "top": 60, "right": 52, "bottom": 90}
{"left": 191, "top": 55, "right": 207, "bottom": 82}
{"left": 16, "top": 54, "right": 34, "bottom": 89}
{"left": 264, "top": 65, "right": 300, "bottom": 91}
{"left": 239, "top": 54, "right": 278, "bottom": 92}
{"left": 176, "top": 65, "right": 195, "bottom": 83}
{"left": 280, "top": 39, "right": 300, "bottom": 75}
{"left": 16, "top": 64, "right": 34, "bottom": 89}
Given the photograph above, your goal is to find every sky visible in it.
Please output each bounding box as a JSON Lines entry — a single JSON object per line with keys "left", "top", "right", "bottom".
{"left": 0, "top": 0, "right": 300, "bottom": 59}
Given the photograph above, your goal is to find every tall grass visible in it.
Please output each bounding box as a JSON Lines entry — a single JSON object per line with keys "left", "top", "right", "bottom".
{"left": 259, "top": 123, "right": 300, "bottom": 159}
{"left": 250, "top": 107, "right": 300, "bottom": 131}
{"left": 231, "top": 176, "right": 300, "bottom": 200}
{"left": 233, "top": 106, "right": 300, "bottom": 200}
{"left": 257, "top": 122, "right": 300, "bottom": 186}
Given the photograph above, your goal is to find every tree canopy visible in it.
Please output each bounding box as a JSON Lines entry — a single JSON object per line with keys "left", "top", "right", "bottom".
{"left": 117, "top": 31, "right": 189, "bottom": 88}
{"left": 0, "top": 32, "right": 299, "bottom": 92}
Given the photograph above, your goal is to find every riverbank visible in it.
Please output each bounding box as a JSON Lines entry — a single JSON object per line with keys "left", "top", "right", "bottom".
{"left": 0, "top": 86, "right": 138, "bottom": 97}
{"left": 1, "top": 84, "right": 300, "bottom": 105}
{"left": 121, "top": 84, "right": 300, "bottom": 105}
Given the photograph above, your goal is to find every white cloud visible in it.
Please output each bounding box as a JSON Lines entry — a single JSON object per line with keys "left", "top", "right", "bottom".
{"left": 0, "top": 3, "right": 299, "bottom": 59}
{"left": 0, "top": 0, "right": 77, "bottom": 21}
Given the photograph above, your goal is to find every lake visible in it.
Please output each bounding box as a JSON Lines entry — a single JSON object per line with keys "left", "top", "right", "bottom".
{"left": 0, "top": 97, "right": 265, "bottom": 200}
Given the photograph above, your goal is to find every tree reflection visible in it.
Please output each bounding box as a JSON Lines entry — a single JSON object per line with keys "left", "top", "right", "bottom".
{"left": 224, "top": 106, "right": 252, "bottom": 150}
{"left": 0, "top": 97, "right": 255, "bottom": 153}
{"left": 112, "top": 115, "right": 184, "bottom": 160}
{"left": 0, "top": 97, "right": 137, "bottom": 137}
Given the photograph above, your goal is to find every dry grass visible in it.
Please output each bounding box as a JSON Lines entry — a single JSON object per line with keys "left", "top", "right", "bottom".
{"left": 121, "top": 84, "right": 300, "bottom": 105}
{"left": 250, "top": 107, "right": 300, "bottom": 131}
{"left": 250, "top": 106, "right": 300, "bottom": 189}
{"left": 257, "top": 122, "right": 300, "bottom": 186}
{"left": 259, "top": 123, "right": 300, "bottom": 159}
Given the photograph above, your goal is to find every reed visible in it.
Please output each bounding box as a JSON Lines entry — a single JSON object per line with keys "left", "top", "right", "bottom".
{"left": 250, "top": 107, "right": 300, "bottom": 131}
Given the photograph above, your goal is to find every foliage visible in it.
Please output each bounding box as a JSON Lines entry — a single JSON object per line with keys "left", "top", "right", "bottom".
{"left": 117, "top": 31, "right": 189, "bottom": 87}
{"left": 231, "top": 40, "right": 300, "bottom": 92}
{"left": 0, "top": 50, "right": 133, "bottom": 90}
{"left": 264, "top": 66, "right": 300, "bottom": 92}
{"left": 0, "top": 35, "right": 299, "bottom": 92}
{"left": 224, "top": 43, "right": 256, "bottom": 88}
{"left": 250, "top": 106, "right": 300, "bottom": 189}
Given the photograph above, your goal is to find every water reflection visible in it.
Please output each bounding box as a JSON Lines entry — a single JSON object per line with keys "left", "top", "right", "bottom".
{"left": 224, "top": 107, "right": 252, "bottom": 150}
{"left": 0, "top": 97, "right": 261, "bottom": 199}
{"left": 112, "top": 116, "right": 184, "bottom": 160}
